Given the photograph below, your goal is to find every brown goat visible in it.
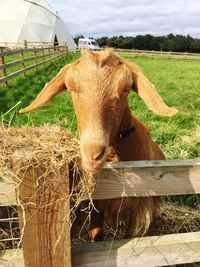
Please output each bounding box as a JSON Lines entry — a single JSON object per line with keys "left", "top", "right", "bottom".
{"left": 20, "top": 49, "right": 177, "bottom": 241}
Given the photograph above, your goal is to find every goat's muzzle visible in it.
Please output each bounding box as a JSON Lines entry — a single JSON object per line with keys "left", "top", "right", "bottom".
{"left": 81, "top": 143, "right": 107, "bottom": 174}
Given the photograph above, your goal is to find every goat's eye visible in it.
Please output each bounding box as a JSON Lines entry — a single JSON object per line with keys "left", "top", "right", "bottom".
{"left": 120, "top": 86, "right": 130, "bottom": 95}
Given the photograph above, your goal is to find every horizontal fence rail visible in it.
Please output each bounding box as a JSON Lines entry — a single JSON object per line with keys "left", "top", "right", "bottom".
{"left": 0, "top": 41, "right": 62, "bottom": 49}
{"left": 115, "top": 48, "right": 200, "bottom": 60}
{"left": 0, "top": 44, "right": 68, "bottom": 84}
{"left": 94, "top": 159, "right": 200, "bottom": 199}
{"left": 72, "top": 231, "right": 200, "bottom": 267}
{"left": 1, "top": 159, "right": 200, "bottom": 205}
{"left": 2, "top": 231, "right": 200, "bottom": 267}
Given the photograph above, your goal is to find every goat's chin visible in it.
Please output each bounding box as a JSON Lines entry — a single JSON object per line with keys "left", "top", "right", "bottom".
{"left": 82, "top": 160, "right": 105, "bottom": 174}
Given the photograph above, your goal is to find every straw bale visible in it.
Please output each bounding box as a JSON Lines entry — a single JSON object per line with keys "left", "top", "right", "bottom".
{"left": 0, "top": 125, "right": 96, "bottom": 249}
{"left": 0, "top": 124, "right": 95, "bottom": 226}
{"left": 0, "top": 125, "right": 79, "bottom": 176}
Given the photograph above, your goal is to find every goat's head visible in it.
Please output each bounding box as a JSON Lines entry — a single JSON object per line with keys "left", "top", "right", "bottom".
{"left": 20, "top": 49, "right": 177, "bottom": 173}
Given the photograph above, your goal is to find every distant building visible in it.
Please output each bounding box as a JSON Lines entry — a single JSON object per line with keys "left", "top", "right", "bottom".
{"left": 0, "top": 0, "right": 76, "bottom": 51}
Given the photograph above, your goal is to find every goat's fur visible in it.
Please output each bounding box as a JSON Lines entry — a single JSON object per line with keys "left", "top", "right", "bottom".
{"left": 20, "top": 49, "right": 177, "bottom": 240}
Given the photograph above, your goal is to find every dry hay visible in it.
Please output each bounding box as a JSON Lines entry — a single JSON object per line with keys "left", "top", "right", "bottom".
{"left": 0, "top": 125, "right": 95, "bottom": 249}
{"left": 149, "top": 201, "right": 200, "bottom": 236}
{"left": 0, "top": 125, "right": 199, "bottom": 250}
{"left": 0, "top": 124, "right": 94, "bottom": 202}
{"left": 0, "top": 124, "right": 80, "bottom": 180}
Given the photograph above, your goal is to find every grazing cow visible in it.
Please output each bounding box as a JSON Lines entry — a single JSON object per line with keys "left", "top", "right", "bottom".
{"left": 20, "top": 49, "right": 177, "bottom": 241}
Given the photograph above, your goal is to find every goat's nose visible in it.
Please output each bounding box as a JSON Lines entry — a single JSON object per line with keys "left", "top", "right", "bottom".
{"left": 82, "top": 144, "right": 106, "bottom": 162}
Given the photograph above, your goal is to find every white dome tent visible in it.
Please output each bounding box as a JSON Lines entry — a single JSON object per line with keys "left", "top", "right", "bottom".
{"left": 0, "top": 0, "right": 76, "bottom": 51}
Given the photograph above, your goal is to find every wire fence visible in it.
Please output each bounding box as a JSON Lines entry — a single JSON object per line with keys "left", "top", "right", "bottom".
{"left": 0, "top": 206, "right": 20, "bottom": 250}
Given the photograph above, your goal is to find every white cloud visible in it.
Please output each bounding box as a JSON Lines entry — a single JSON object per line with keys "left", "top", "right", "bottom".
{"left": 48, "top": 0, "right": 200, "bottom": 37}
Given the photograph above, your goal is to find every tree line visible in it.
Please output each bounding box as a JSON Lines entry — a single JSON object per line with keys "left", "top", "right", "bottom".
{"left": 74, "top": 34, "right": 200, "bottom": 53}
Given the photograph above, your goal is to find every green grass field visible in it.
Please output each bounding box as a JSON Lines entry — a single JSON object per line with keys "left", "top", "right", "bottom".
{"left": 0, "top": 53, "right": 79, "bottom": 130}
{"left": 125, "top": 55, "right": 200, "bottom": 160}
{"left": 0, "top": 52, "right": 200, "bottom": 206}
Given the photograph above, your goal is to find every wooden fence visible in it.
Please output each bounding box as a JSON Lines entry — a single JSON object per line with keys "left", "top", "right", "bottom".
{"left": 0, "top": 44, "right": 68, "bottom": 85}
{"left": 115, "top": 48, "right": 200, "bottom": 60}
{"left": 0, "top": 158, "right": 200, "bottom": 267}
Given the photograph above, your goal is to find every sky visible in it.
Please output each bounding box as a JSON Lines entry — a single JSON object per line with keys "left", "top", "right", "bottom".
{"left": 48, "top": 0, "right": 200, "bottom": 38}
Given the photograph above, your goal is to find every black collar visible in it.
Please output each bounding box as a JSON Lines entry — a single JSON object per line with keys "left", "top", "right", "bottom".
{"left": 119, "top": 126, "right": 136, "bottom": 140}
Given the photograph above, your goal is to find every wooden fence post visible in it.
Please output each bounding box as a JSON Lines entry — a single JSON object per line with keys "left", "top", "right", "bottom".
{"left": 24, "top": 40, "right": 28, "bottom": 49}
{"left": 42, "top": 49, "right": 46, "bottom": 66}
{"left": 185, "top": 52, "right": 187, "bottom": 60}
{"left": 20, "top": 51, "right": 26, "bottom": 77}
{"left": 12, "top": 149, "right": 71, "bottom": 267}
{"left": 34, "top": 50, "right": 37, "bottom": 70}
{"left": 0, "top": 47, "right": 8, "bottom": 86}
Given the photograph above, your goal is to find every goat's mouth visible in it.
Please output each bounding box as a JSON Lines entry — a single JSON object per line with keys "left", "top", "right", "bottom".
{"left": 81, "top": 159, "right": 106, "bottom": 174}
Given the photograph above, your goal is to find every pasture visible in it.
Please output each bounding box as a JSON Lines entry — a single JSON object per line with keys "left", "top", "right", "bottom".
{"left": 1, "top": 53, "right": 199, "bottom": 162}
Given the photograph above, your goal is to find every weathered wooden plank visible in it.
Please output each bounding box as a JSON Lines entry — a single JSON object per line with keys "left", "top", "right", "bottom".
{"left": 1, "top": 159, "right": 200, "bottom": 205}
{"left": 104, "top": 159, "right": 200, "bottom": 169}
{"left": 93, "top": 159, "right": 200, "bottom": 199}
{"left": 72, "top": 232, "right": 200, "bottom": 267}
{"left": 12, "top": 149, "right": 71, "bottom": 267}
{"left": 3, "top": 232, "right": 200, "bottom": 267}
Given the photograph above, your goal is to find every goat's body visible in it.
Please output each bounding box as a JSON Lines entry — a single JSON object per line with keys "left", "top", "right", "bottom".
{"left": 90, "top": 107, "right": 165, "bottom": 240}
{"left": 19, "top": 49, "right": 177, "bottom": 241}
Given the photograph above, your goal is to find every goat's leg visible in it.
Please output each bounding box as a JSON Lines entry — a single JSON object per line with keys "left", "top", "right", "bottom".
{"left": 89, "top": 200, "right": 104, "bottom": 241}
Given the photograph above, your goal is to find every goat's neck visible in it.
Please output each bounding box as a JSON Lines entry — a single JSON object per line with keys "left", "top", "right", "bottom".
{"left": 117, "top": 107, "right": 134, "bottom": 139}
{"left": 111, "top": 107, "right": 150, "bottom": 161}
{"left": 111, "top": 107, "right": 165, "bottom": 161}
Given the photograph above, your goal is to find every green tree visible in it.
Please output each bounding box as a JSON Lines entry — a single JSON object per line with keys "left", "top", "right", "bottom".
{"left": 133, "top": 35, "right": 145, "bottom": 49}
{"left": 96, "top": 36, "right": 108, "bottom": 47}
{"left": 119, "top": 37, "right": 132, "bottom": 49}
{"left": 190, "top": 39, "right": 200, "bottom": 52}
{"left": 87, "top": 34, "right": 198, "bottom": 52}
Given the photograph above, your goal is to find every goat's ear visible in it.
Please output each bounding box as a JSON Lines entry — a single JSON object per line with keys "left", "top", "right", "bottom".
{"left": 127, "top": 62, "right": 178, "bottom": 116}
{"left": 19, "top": 64, "right": 71, "bottom": 113}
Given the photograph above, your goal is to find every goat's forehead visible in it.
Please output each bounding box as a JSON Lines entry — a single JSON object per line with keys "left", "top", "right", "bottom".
{"left": 66, "top": 51, "right": 132, "bottom": 93}
{"left": 80, "top": 49, "right": 122, "bottom": 64}
{"left": 76, "top": 54, "right": 129, "bottom": 81}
